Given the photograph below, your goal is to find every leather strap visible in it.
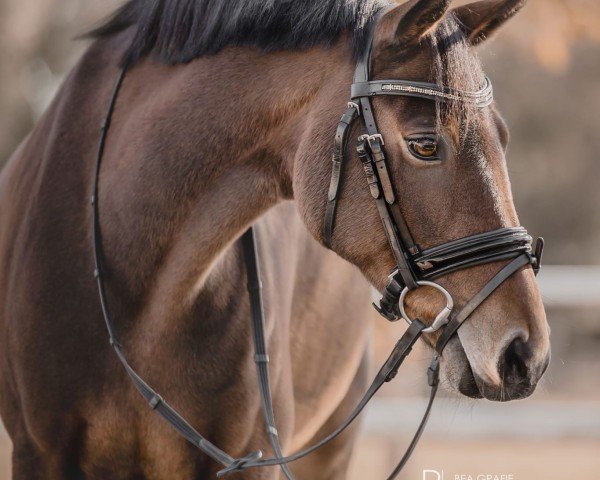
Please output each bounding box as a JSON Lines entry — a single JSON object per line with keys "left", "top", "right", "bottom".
{"left": 217, "top": 319, "right": 428, "bottom": 477}
{"left": 357, "top": 137, "right": 419, "bottom": 290}
{"left": 352, "top": 25, "right": 420, "bottom": 291}
{"left": 367, "top": 134, "right": 396, "bottom": 204}
{"left": 357, "top": 136, "right": 381, "bottom": 199}
{"left": 241, "top": 228, "right": 293, "bottom": 480}
{"left": 92, "top": 68, "right": 243, "bottom": 470}
{"left": 386, "top": 356, "right": 440, "bottom": 480}
{"left": 389, "top": 202, "right": 419, "bottom": 255}
{"left": 323, "top": 105, "right": 359, "bottom": 248}
{"left": 435, "top": 253, "right": 532, "bottom": 354}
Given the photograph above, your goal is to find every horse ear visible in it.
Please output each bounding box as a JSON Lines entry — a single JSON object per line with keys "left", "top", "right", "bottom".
{"left": 453, "top": 0, "right": 527, "bottom": 45}
{"left": 377, "top": 0, "right": 452, "bottom": 50}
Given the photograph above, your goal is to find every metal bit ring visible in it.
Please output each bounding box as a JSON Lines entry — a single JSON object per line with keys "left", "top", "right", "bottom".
{"left": 399, "top": 281, "right": 454, "bottom": 333}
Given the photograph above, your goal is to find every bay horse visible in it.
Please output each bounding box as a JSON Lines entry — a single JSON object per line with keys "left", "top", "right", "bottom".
{"left": 0, "top": 0, "right": 550, "bottom": 478}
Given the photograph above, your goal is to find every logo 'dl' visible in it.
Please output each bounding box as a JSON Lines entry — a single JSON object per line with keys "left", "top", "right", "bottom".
{"left": 423, "top": 470, "right": 443, "bottom": 480}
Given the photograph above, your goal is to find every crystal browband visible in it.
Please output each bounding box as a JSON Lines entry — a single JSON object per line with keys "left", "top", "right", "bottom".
{"left": 351, "top": 75, "right": 493, "bottom": 108}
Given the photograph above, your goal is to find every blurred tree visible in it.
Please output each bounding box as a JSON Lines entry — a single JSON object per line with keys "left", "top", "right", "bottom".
{"left": 0, "top": 0, "right": 119, "bottom": 161}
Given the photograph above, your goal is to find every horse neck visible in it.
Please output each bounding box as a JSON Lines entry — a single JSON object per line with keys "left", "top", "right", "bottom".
{"left": 99, "top": 39, "right": 353, "bottom": 304}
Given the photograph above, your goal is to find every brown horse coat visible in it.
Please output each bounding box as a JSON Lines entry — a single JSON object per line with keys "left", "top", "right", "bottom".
{"left": 0, "top": 1, "right": 549, "bottom": 478}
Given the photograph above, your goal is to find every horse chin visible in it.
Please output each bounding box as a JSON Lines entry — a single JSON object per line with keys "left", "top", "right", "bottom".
{"left": 457, "top": 362, "right": 484, "bottom": 399}
{"left": 457, "top": 370, "right": 536, "bottom": 401}
{"left": 439, "top": 337, "right": 489, "bottom": 400}
{"left": 443, "top": 350, "right": 484, "bottom": 399}
{"left": 439, "top": 337, "right": 479, "bottom": 398}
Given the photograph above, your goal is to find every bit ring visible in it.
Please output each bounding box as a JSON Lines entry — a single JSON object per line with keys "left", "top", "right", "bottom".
{"left": 399, "top": 281, "right": 454, "bottom": 333}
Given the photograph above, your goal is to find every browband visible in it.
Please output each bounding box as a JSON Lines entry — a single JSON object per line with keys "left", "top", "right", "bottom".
{"left": 351, "top": 75, "right": 494, "bottom": 108}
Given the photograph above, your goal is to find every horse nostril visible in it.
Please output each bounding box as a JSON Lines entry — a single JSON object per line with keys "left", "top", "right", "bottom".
{"left": 499, "top": 336, "right": 531, "bottom": 384}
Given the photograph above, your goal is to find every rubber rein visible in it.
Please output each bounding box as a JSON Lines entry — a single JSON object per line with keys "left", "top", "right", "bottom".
{"left": 90, "top": 17, "right": 543, "bottom": 480}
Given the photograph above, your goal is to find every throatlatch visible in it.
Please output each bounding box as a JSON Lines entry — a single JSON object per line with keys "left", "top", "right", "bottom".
{"left": 91, "top": 8, "right": 544, "bottom": 480}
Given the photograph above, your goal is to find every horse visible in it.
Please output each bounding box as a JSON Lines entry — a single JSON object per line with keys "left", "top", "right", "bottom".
{"left": 0, "top": 0, "right": 551, "bottom": 478}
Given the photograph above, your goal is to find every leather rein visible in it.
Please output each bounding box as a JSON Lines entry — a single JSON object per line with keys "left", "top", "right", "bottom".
{"left": 91, "top": 17, "right": 544, "bottom": 480}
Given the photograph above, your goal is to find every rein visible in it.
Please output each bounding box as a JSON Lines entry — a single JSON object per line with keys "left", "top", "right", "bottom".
{"left": 91, "top": 13, "right": 543, "bottom": 480}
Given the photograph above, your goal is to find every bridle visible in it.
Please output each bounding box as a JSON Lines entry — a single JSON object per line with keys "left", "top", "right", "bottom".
{"left": 90, "top": 11, "right": 544, "bottom": 480}
{"left": 323, "top": 24, "right": 540, "bottom": 324}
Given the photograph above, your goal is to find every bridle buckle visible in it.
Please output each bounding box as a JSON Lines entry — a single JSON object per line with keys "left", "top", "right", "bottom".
{"left": 365, "top": 133, "right": 385, "bottom": 147}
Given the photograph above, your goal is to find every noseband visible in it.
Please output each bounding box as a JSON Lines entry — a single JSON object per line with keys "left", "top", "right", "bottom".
{"left": 91, "top": 13, "right": 544, "bottom": 480}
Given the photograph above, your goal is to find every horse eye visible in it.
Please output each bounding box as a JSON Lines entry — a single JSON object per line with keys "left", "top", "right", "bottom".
{"left": 407, "top": 138, "right": 438, "bottom": 160}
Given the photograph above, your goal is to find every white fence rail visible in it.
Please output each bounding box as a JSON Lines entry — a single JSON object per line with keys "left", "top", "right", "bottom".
{"left": 364, "top": 398, "right": 600, "bottom": 439}
{"left": 536, "top": 265, "right": 600, "bottom": 307}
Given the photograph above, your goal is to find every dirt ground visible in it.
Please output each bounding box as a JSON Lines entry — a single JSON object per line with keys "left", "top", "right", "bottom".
{"left": 349, "top": 436, "right": 600, "bottom": 480}
{"left": 1, "top": 430, "right": 599, "bottom": 480}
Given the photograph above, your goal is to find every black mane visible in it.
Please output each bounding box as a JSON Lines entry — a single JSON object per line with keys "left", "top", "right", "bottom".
{"left": 90, "top": 0, "right": 389, "bottom": 66}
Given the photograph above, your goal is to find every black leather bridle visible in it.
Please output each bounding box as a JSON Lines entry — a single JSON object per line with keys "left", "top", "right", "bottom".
{"left": 323, "top": 25, "right": 541, "bottom": 326}
{"left": 90, "top": 12, "right": 544, "bottom": 480}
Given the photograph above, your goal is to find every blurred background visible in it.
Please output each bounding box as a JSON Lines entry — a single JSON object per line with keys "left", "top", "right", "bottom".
{"left": 0, "top": 0, "right": 598, "bottom": 479}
